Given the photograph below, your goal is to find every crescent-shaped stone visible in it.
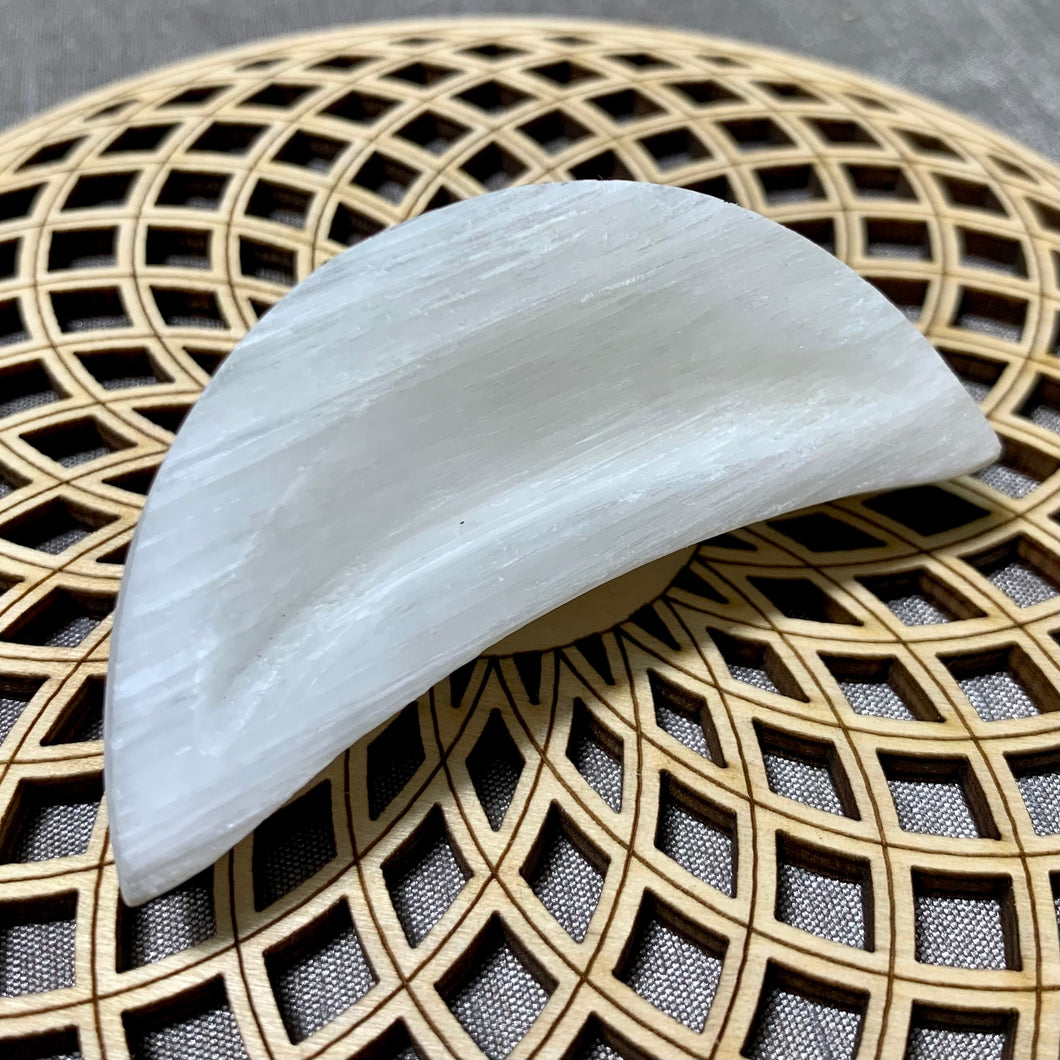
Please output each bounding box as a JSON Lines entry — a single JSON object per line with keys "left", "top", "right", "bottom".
{"left": 105, "top": 181, "right": 998, "bottom": 904}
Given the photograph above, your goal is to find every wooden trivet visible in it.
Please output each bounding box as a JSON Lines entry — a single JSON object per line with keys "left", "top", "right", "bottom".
{"left": 0, "top": 18, "right": 1055, "bottom": 1060}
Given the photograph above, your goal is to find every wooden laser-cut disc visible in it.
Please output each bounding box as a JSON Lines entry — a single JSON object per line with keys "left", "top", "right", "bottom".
{"left": 0, "top": 18, "right": 1056, "bottom": 1060}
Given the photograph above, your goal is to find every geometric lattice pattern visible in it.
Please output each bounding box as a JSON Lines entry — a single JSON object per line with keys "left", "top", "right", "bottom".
{"left": 0, "top": 18, "right": 1056, "bottom": 1060}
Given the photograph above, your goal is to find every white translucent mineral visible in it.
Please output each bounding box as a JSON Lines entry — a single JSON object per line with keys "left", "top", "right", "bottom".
{"left": 106, "top": 181, "right": 998, "bottom": 904}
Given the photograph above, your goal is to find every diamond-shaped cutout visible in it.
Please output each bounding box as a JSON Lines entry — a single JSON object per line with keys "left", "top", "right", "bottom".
{"left": 102, "top": 123, "right": 177, "bottom": 154}
{"left": 638, "top": 128, "right": 710, "bottom": 170}
{"left": 455, "top": 79, "right": 529, "bottom": 114}
{"left": 63, "top": 172, "right": 136, "bottom": 210}
{"left": 152, "top": 287, "right": 227, "bottom": 329}
{"left": 461, "top": 42, "right": 525, "bottom": 60}
{"left": 743, "top": 963, "right": 866, "bottom": 1060}
{"left": 756, "top": 163, "right": 825, "bottom": 205}
{"left": 240, "top": 83, "right": 315, "bottom": 109}
{"left": 328, "top": 203, "right": 385, "bottom": 247}
{"left": 616, "top": 894, "right": 726, "bottom": 1032}
{"left": 18, "top": 137, "right": 83, "bottom": 168}
{"left": 188, "top": 121, "right": 266, "bottom": 155}
{"left": 518, "top": 110, "right": 590, "bottom": 154}
{"left": 274, "top": 130, "right": 347, "bottom": 172}
{"left": 655, "top": 774, "right": 735, "bottom": 896}
{"left": 943, "top": 645, "right": 1053, "bottom": 721}
{"left": 522, "top": 804, "right": 607, "bottom": 942}
{"left": 906, "top": 1004, "right": 1014, "bottom": 1060}
{"left": 845, "top": 163, "right": 917, "bottom": 200}
{"left": 936, "top": 174, "right": 1006, "bottom": 215}
{"left": 864, "top": 485, "right": 989, "bottom": 537}
{"left": 710, "top": 628, "right": 807, "bottom": 700}
{"left": 956, "top": 288, "right": 1028, "bottom": 344}
{"left": 440, "top": 916, "right": 554, "bottom": 1060}
{"left": 156, "top": 169, "right": 229, "bottom": 209}
{"left": 352, "top": 152, "right": 418, "bottom": 204}
{"left": 51, "top": 287, "right": 130, "bottom": 332}
{"left": 586, "top": 87, "right": 662, "bottom": 123}
{"left": 117, "top": 868, "right": 215, "bottom": 970}
{"left": 758, "top": 80, "right": 820, "bottom": 100}
{"left": 246, "top": 178, "right": 312, "bottom": 228}
{"left": 880, "top": 753, "right": 997, "bottom": 837}
{"left": 0, "top": 360, "right": 61, "bottom": 418}
{"left": 750, "top": 575, "right": 859, "bottom": 624}
{"left": 396, "top": 112, "right": 470, "bottom": 154}
{"left": 123, "top": 978, "right": 249, "bottom": 1059}
{"left": 913, "top": 871, "right": 1017, "bottom": 969}
{"left": 0, "top": 893, "right": 77, "bottom": 996}
{"left": 321, "top": 89, "right": 397, "bottom": 125}
{"left": 865, "top": 217, "right": 931, "bottom": 259}
{"left": 768, "top": 511, "right": 884, "bottom": 552}
{"left": 865, "top": 275, "right": 929, "bottom": 321}
{"left": 467, "top": 709, "right": 524, "bottom": 830}
{"left": 366, "top": 702, "right": 425, "bottom": 820}
{"left": 0, "top": 773, "right": 102, "bottom": 862}
{"left": 959, "top": 228, "right": 1027, "bottom": 276}
{"left": 529, "top": 60, "right": 599, "bottom": 86}
{"left": 566, "top": 698, "right": 622, "bottom": 811}
{"left": 184, "top": 346, "right": 227, "bottom": 377}
{"left": 822, "top": 655, "right": 939, "bottom": 721}
{"left": 720, "top": 116, "right": 793, "bottom": 150}
{"left": 144, "top": 226, "right": 210, "bottom": 269}
{"left": 385, "top": 61, "right": 456, "bottom": 86}
{"left": 899, "top": 128, "right": 961, "bottom": 157}
{"left": 1018, "top": 373, "right": 1059, "bottom": 432}
{"left": 422, "top": 186, "right": 459, "bottom": 213}
{"left": 309, "top": 53, "right": 368, "bottom": 71}
{"left": 785, "top": 217, "right": 834, "bottom": 252}
{"left": 48, "top": 226, "right": 117, "bottom": 270}
{"left": 756, "top": 724, "right": 858, "bottom": 818}
{"left": 859, "top": 568, "right": 983, "bottom": 625}
{"left": 0, "top": 498, "right": 117, "bottom": 555}
{"left": 239, "top": 238, "right": 296, "bottom": 286}
{"left": 612, "top": 51, "right": 673, "bottom": 68}
{"left": 669, "top": 79, "right": 742, "bottom": 106}
{"left": 266, "top": 899, "right": 375, "bottom": 1043}
{"left": 570, "top": 149, "right": 636, "bottom": 182}
{"left": 104, "top": 463, "right": 159, "bottom": 497}
{"left": 0, "top": 299, "right": 28, "bottom": 347}
{"left": 384, "top": 806, "right": 469, "bottom": 946}
{"left": 976, "top": 438, "right": 1054, "bottom": 498}
{"left": 648, "top": 669, "right": 724, "bottom": 763}
{"left": 775, "top": 835, "right": 871, "bottom": 948}
{"left": 1, "top": 588, "right": 114, "bottom": 647}
{"left": 1006, "top": 749, "right": 1059, "bottom": 835}
{"left": 252, "top": 781, "right": 336, "bottom": 910}
{"left": 162, "top": 84, "right": 227, "bottom": 107}
{"left": 807, "top": 117, "right": 880, "bottom": 146}
{"left": 0, "top": 676, "right": 45, "bottom": 745}
{"left": 938, "top": 348, "right": 1005, "bottom": 403}
{"left": 77, "top": 346, "right": 167, "bottom": 389}
{"left": 461, "top": 142, "right": 527, "bottom": 191}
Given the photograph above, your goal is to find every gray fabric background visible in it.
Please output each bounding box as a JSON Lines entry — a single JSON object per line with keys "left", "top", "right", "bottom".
{"left": 0, "top": 0, "right": 1057, "bottom": 161}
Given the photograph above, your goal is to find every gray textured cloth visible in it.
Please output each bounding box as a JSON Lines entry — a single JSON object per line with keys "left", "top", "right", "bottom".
{"left": 887, "top": 778, "right": 982, "bottom": 837}
{"left": 745, "top": 980, "right": 863, "bottom": 1060}
{"left": 446, "top": 922, "right": 551, "bottom": 1060}
{"left": 618, "top": 912, "right": 723, "bottom": 1032}
{"left": 0, "top": 0, "right": 1055, "bottom": 163}
{"left": 914, "top": 892, "right": 1008, "bottom": 969}
{"left": 526, "top": 826, "right": 605, "bottom": 942}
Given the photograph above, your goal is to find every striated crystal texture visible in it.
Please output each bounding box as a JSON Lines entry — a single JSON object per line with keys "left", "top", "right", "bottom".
{"left": 106, "top": 181, "right": 998, "bottom": 904}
